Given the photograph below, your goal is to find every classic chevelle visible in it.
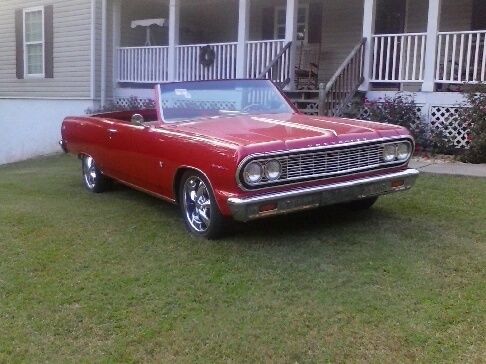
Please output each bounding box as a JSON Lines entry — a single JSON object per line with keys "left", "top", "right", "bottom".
{"left": 60, "top": 79, "right": 419, "bottom": 238}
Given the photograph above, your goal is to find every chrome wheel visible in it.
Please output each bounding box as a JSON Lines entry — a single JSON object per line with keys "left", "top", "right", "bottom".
{"left": 182, "top": 176, "right": 212, "bottom": 233}
{"left": 83, "top": 156, "right": 97, "bottom": 190}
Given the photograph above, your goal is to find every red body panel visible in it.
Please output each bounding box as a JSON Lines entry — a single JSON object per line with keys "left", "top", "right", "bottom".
{"left": 61, "top": 95, "right": 413, "bottom": 216}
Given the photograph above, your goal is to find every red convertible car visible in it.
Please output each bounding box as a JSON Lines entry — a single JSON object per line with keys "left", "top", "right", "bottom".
{"left": 60, "top": 79, "right": 419, "bottom": 238}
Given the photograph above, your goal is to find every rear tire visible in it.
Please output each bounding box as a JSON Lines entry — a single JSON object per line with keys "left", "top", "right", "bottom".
{"left": 179, "top": 171, "right": 226, "bottom": 240}
{"left": 345, "top": 197, "right": 379, "bottom": 211}
{"left": 82, "top": 156, "right": 110, "bottom": 193}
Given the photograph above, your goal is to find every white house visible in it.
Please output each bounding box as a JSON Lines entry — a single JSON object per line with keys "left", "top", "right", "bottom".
{"left": 1, "top": 0, "right": 484, "bottom": 164}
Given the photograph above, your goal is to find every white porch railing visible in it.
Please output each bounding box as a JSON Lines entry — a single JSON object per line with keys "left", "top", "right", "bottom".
{"left": 371, "top": 33, "right": 427, "bottom": 82}
{"left": 117, "top": 46, "right": 169, "bottom": 83}
{"left": 117, "top": 40, "right": 290, "bottom": 84}
{"left": 176, "top": 42, "right": 237, "bottom": 81}
{"left": 246, "top": 40, "right": 286, "bottom": 79}
{"left": 436, "top": 30, "right": 486, "bottom": 83}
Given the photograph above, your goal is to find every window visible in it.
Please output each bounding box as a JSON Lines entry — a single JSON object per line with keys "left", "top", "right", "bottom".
{"left": 23, "top": 7, "right": 45, "bottom": 77}
{"left": 274, "top": 5, "right": 309, "bottom": 42}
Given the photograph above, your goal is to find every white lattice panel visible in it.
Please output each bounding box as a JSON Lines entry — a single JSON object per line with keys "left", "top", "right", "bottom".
{"left": 115, "top": 97, "right": 155, "bottom": 109}
{"left": 429, "top": 106, "right": 470, "bottom": 148}
{"left": 299, "top": 102, "right": 319, "bottom": 115}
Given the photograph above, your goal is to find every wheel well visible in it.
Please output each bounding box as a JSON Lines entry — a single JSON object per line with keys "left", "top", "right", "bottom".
{"left": 173, "top": 167, "right": 193, "bottom": 205}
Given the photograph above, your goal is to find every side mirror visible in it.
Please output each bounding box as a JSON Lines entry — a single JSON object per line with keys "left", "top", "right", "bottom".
{"left": 131, "top": 113, "right": 145, "bottom": 125}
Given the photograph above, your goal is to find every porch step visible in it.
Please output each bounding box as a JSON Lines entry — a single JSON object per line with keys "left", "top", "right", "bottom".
{"left": 284, "top": 90, "right": 319, "bottom": 100}
{"left": 292, "top": 99, "right": 319, "bottom": 104}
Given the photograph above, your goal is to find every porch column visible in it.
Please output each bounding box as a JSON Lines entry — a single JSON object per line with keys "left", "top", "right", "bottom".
{"left": 285, "top": 0, "right": 298, "bottom": 89}
{"left": 168, "top": 0, "right": 180, "bottom": 82}
{"left": 422, "top": 0, "right": 442, "bottom": 92}
{"left": 359, "top": 0, "right": 376, "bottom": 91}
{"left": 236, "top": 0, "right": 250, "bottom": 78}
{"left": 112, "top": 0, "right": 122, "bottom": 94}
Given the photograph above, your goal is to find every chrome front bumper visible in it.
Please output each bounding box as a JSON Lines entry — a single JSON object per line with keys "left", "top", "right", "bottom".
{"left": 227, "top": 169, "right": 419, "bottom": 222}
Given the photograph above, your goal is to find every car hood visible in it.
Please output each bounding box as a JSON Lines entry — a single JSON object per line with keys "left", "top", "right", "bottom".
{"left": 170, "top": 113, "right": 409, "bottom": 151}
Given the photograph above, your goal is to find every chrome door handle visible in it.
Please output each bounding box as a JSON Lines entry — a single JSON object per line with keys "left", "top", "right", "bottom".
{"left": 108, "top": 129, "right": 118, "bottom": 134}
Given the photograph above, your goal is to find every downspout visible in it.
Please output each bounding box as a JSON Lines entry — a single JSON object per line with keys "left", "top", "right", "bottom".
{"left": 101, "top": 0, "right": 107, "bottom": 107}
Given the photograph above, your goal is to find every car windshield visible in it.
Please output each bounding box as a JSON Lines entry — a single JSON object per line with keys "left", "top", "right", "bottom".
{"left": 157, "top": 80, "right": 294, "bottom": 123}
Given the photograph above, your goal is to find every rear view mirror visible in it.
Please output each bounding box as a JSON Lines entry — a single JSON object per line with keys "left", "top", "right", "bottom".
{"left": 131, "top": 113, "right": 144, "bottom": 125}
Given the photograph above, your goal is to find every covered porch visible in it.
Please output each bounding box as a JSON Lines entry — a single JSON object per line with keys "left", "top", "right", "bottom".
{"left": 101, "top": 0, "right": 486, "bottom": 112}
{"left": 369, "top": 0, "right": 486, "bottom": 92}
{"left": 113, "top": 0, "right": 304, "bottom": 88}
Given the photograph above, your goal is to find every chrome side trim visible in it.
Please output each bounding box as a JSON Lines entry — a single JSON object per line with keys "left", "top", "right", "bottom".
{"left": 228, "top": 169, "right": 419, "bottom": 222}
{"left": 114, "top": 177, "right": 176, "bottom": 204}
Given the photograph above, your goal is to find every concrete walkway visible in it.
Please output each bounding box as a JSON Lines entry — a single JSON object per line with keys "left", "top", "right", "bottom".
{"left": 409, "top": 158, "right": 486, "bottom": 177}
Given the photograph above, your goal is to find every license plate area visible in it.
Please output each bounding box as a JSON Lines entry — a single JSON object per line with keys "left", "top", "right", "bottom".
{"left": 278, "top": 194, "right": 321, "bottom": 211}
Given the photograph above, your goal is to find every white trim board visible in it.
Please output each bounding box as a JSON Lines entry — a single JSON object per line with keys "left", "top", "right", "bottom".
{"left": 0, "top": 97, "right": 94, "bottom": 100}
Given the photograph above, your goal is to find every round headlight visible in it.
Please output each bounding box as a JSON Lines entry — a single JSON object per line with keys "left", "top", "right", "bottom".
{"left": 243, "top": 162, "right": 263, "bottom": 184}
{"left": 383, "top": 144, "right": 397, "bottom": 162}
{"left": 264, "top": 160, "right": 281, "bottom": 181}
{"left": 397, "top": 143, "right": 411, "bottom": 160}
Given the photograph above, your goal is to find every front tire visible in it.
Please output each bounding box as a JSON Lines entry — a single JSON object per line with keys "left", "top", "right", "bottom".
{"left": 82, "top": 156, "right": 110, "bottom": 193}
{"left": 179, "top": 171, "right": 225, "bottom": 239}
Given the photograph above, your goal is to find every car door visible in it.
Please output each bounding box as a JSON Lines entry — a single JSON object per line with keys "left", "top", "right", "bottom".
{"left": 104, "top": 121, "right": 165, "bottom": 192}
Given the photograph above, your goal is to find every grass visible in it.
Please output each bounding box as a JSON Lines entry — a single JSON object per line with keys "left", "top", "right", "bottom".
{"left": 0, "top": 154, "right": 485, "bottom": 363}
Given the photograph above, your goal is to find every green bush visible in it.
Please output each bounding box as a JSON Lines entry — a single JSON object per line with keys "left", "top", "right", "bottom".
{"left": 459, "top": 84, "right": 486, "bottom": 163}
{"left": 361, "top": 94, "right": 456, "bottom": 155}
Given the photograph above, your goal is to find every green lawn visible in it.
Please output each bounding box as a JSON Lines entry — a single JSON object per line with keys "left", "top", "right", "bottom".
{"left": 0, "top": 155, "right": 485, "bottom": 363}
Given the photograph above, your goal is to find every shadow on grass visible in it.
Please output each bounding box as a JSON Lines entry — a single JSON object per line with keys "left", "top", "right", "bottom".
{"left": 106, "top": 180, "right": 401, "bottom": 244}
{"left": 234, "top": 205, "right": 398, "bottom": 240}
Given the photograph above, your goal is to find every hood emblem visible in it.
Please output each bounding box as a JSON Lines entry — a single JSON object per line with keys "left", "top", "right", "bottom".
{"left": 306, "top": 137, "right": 368, "bottom": 148}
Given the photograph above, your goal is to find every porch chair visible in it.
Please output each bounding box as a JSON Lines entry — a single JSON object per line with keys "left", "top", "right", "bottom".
{"left": 294, "top": 41, "right": 321, "bottom": 90}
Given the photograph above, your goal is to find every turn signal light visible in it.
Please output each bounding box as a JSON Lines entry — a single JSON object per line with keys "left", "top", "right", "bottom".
{"left": 259, "top": 202, "right": 278, "bottom": 213}
{"left": 391, "top": 180, "right": 405, "bottom": 188}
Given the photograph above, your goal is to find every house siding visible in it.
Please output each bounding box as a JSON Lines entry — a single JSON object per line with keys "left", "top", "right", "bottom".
{"left": 440, "top": 0, "right": 473, "bottom": 32}
{"left": 320, "top": 0, "right": 364, "bottom": 83}
{"left": 405, "top": 0, "right": 428, "bottom": 33}
{"left": 0, "top": 0, "right": 92, "bottom": 99}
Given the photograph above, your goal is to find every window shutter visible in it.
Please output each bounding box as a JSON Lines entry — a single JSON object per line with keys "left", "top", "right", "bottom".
{"left": 308, "top": 2, "right": 323, "bottom": 44}
{"left": 15, "top": 9, "right": 24, "bottom": 79}
{"left": 44, "top": 5, "right": 54, "bottom": 78}
{"left": 262, "top": 7, "right": 275, "bottom": 40}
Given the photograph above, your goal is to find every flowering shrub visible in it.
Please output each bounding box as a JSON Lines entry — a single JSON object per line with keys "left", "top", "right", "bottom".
{"left": 459, "top": 84, "right": 486, "bottom": 163}
{"left": 344, "top": 93, "right": 457, "bottom": 155}
{"left": 85, "top": 96, "right": 155, "bottom": 114}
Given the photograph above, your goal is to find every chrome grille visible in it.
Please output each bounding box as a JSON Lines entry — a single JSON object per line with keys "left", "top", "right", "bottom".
{"left": 248, "top": 143, "right": 389, "bottom": 186}
{"left": 281, "top": 144, "right": 383, "bottom": 180}
{"left": 239, "top": 139, "right": 414, "bottom": 189}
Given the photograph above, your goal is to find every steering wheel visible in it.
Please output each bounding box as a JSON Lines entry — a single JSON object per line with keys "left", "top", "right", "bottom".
{"left": 242, "top": 103, "right": 263, "bottom": 113}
